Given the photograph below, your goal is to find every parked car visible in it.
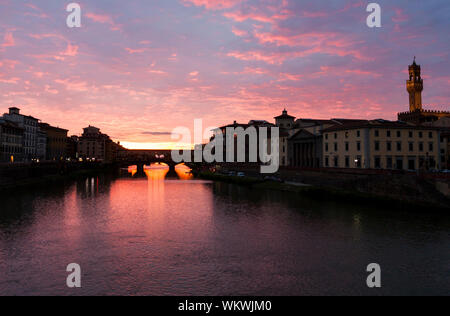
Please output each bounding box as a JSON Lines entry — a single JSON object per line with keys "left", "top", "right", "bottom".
{"left": 237, "top": 172, "right": 245, "bottom": 177}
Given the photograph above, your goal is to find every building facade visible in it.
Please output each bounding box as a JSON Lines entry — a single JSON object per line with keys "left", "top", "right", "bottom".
{"left": 66, "top": 136, "right": 79, "bottom": 160}
{"left": 274, "top": 110, "right": 296, "bottom": 167}
{"left": 77, "top": 126, "right": 121, "bottom": 162}
{"left": 0, "top": 119, "right": 24, "bottom": 163}
{"left": 323, "top": 120, "right": 441, "bottom": 171}
{"left": 39, "top": 123, "right": 69, "bottom": 161}
{"left": 2, "top": 107, "right": 39, "bottom": 161}
{"left": 211, "top": 120, "right": 277, "bottom": 164}
{"left": 36, "top": 129, "right": 47, "bottom": 161}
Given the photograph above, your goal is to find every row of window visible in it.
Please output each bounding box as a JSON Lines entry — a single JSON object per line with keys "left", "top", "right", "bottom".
{"left": 0, "top": 136, "right": 22, "bottom": 144}
{"left": 325, "top": 130, "right": 435, "bottom": 140}
{"left": 324, "top": 155, "right": 437, "bottom": 170}
{"left": 325, "top": 141, "right": 435, "bottom": 152}
{"left": 0, "top": 145, "right": 22, "bottom": 154}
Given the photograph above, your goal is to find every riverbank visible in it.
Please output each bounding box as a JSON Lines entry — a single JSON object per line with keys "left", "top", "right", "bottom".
{"left": 199, "top": 171, "right": 450, "bottom": 212}
{"left": 0, "top": 162, "right": 116, "bottom": 193}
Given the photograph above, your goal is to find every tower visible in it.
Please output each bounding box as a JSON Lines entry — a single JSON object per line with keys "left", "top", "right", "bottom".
{"left": 274, "top": 109, "right": 295, "bottom": 129}
{"left": 407, "top": 57, "right": 423, "bottom": 112}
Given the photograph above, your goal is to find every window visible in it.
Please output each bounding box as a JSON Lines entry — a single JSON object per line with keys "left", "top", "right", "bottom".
{"left": 375, "top": 157, "right": 381, "bottom": 169}
{"left": 357, "top": 142, "right": 361, "bottom": 151}
{"left": 409, "top": 142, "right": 414, "bottom": 152}
{"left": 397, "top": 131, "right": 401, "bottom": 137}
{"left": 419, "top": 132, "right": 423, "bottom": 138}
{"left": 429, "top": 132, "right": 433, "bottom": 139}
{"left": 409, "top": 131, "right": 413, "bottom": 138}
{"left": 387, "top": 142, "right": 392, "bottom": 151}
{"left": 334, "top": 156, "right": 339, "bottom": 167}
{"left": 357, "top": 131, "right": 361, "bottom": 137}
{"left": 325, "top": 134, "right": 328, "bottom": 140}
{"left": 345, "top": 142, "right": 349, "bottom": 151}
{"left": 334, "top": 133, "right": 338, "bottom": 139}
{"left": 429, "top": 143, "right": 434, "bottom": 151}
{"left": 325, "top": 156, "right": 329, "bottom": 167}
{"left": 387, "top": 130, "right": 391, "bottom": 137}
{"left": 386, "top": 157, "right": 393, "bottom": 169}
{"left": 396, "top": 157, "right": 403, "bottom": 170}
{"left": 419, "top": 142, "right": 424, "bottom": 152}
{"left": 325, "top": 143, "right": 329, "bottom": 152}
{"left": 408, "top": 158, "right": 416, "bottom": 171}
{"left": 345, "top": 156, "right": 350, "bottom": 168}
{"left": 345, "top": 132, "right": 349, "bottom": 139}
{"left": 375, "top": 130, "right": 379, "bottom": 137}
{"left": 374, "top": 141, "right": 380, "bottom": 151}
{"left": 397, "top": 142, "right": 402, "bottom": 151}
{"left": 334, "top": 143, "right": 338, "bottom": 151}
{"left": 355, "top": 156, "right": 362, "bottom": 168}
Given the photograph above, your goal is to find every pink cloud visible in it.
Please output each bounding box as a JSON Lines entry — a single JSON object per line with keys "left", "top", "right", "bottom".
{"left": 85, "top": 13, "right": 114, "bottom": 25}
{"left": 181, "top": 0, "right": 241, "bottom": 10}
{"left": 61, "top": 43, "right": 79, "bottom": 57}
{"left": 2, "top": 32, "right": 15, "bottom": 47}
{"left": 125, "top": 47, "right": 146, "bottom": 54}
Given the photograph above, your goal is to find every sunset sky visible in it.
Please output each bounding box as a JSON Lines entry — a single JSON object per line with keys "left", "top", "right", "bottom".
{"left": 0, "top": 0, "right": 449, "bottom": 149}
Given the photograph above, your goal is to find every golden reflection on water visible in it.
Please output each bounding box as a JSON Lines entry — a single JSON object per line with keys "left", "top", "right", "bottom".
{"left": 144, "top": 163, "right": 170, "bottom": 213}
{"left": 175, "top": 163, "right": 194, "bottom": 180}
{"left": 128, "top": 165, "right": 138, "bottom": 177}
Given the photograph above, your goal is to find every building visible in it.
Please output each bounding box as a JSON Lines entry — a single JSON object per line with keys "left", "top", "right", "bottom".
{"left": 288, "top": 119, "right": 336, "bottom": 168}
{"left": 274, "top": 110, "right": 295, "bottom": 167}
{"left": 275, "top": 109, "right": 296, "bottom": 129}
{"left": 39, "top": 123, "right": 68, "bottom": 161}
{"left": 398, "top": 59, "right": 450, "bottom": 124}
{"left": 2, "top": 107, "right": 39, "bottom": 161}
{"left": 36, "top": 129, "right": 47, "bottom": 161}
{"left": 423, "top": 117, "right": 450, "bottom": 170}
{"left": 77, "top": 126, "right": 121, "bottom": 162}
{"left": 0, "top": 119, "right": 24, "bottom": 163}
{"left": 66, "top": 136, "right": 79, "bottom": 160}
{"left": 211, "top": 120, "right": 277, "bottom": 164}
{"left": 442, "top": 130, "right": 450, "bottom": 169}
{"left": 322, "top": 120, "right": 441, "bottom": 171}
{"left": 287, "top": 118, "right": 366, "bottom": 168}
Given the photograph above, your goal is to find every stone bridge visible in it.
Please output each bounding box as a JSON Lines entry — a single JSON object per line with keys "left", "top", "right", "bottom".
{"left": 115, "top": 149, "right": 199, "bottom": 170}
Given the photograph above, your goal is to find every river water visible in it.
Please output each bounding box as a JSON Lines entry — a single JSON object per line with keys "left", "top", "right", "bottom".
{"left": 0, "top": 165, "right": 449, "bottom": 296}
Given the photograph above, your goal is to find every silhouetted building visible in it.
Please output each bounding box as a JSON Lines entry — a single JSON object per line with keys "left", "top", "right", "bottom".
{"left": 2, "top": 107, "right": 39, "bottom": 161}
{"left": 0, "top": 119, "right": 24, "bottom": 163}
{"left": 66, "top": 136, "right": 79, "bottom": 160}
{"left": 274, "top": 109, "right": 295, "bottom": 167}
{"left": 39, "top": 123, "right": 68, "bottom": 161}
{"left": 77, "top": 126, "right": 122, "bottom": 162}
{"left": 36, "top": 129, "right": 47, "bottom": 161}
{"left": 212, "top": 120, "right": 276, "bottom": 164}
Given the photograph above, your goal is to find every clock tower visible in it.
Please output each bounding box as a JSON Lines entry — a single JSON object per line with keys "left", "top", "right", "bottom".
{"left": 407, "top": 57, "right": 423, "bottom": 112}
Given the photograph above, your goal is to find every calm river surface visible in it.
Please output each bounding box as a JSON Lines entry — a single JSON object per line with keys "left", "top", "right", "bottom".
{"left": 0, "top": 166, "right": 449, "bottom": 296}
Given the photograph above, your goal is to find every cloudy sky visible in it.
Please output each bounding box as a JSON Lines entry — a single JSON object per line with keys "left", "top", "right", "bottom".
{"left": 0, "top": 0, "right": 449, "bottom": 148}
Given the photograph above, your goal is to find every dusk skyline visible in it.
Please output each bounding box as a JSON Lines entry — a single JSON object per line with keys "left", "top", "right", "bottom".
{"left": 1, "top": 0, "right": 449, "bottom": 149}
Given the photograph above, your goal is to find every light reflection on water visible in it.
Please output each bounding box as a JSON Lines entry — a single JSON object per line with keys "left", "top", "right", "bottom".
{"left": 0, "top": 170, "right": 449, "bottom": 296}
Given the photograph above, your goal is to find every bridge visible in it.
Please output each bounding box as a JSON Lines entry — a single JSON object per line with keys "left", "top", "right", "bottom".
{"left": 115, "top": 149, "right": 200, "bottom": 170}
